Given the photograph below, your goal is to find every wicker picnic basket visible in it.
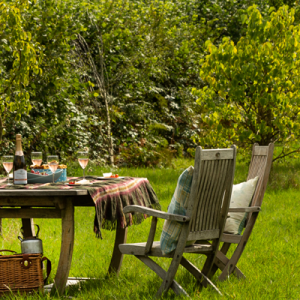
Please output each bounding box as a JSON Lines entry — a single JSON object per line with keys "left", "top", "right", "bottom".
{"left": 0, "top": 249, "right": 51, "bottom": 294}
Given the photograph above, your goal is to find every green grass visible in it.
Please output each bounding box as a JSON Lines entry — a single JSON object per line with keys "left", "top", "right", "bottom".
{"left": 1, "top": 158, "right": 300, "bottom": 299}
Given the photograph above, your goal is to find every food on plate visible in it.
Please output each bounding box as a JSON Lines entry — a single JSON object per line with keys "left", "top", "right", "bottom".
{"left": 68, "top": 179, "right": 90, "bottom": 185}
{"left": 30, "top": 170, "right": 48, "bottom": 176}
{"left": 58, "top": 164, "right": 67, "bottom": 169}
{"left": 30, "top": 164, "right": 67, "bottom": 169}
{"left": 30, "top": 164, "right": 48, "bottom": 169}
{"left": 103, "top": 172, "right": 112, "bottom": 177}
{"left": 103, "top": 173, "right": 119, "bottom": 178}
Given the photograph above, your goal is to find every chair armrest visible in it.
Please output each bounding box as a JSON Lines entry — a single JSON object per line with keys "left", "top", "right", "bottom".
{"left": 228, "top": 206, "right": 261, "bottom": 213}
{"left": 123, "top": 205, "right": 190, "bottom": 222}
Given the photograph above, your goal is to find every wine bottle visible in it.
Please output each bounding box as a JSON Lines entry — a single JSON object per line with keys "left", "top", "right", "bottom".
{"left": 13, "top": 134, "right": 27, "bottom": 185}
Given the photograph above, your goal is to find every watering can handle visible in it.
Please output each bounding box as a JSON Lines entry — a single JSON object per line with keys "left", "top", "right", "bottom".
{"left": 20, "top": 224, "right": 40, "bottom": 238}
{"left": 35, "top": 224, "right": 40, "bottom": 237}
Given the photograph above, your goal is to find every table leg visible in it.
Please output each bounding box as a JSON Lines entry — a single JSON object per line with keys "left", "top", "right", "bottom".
{"left": 51, "top": 199, "right": 74, "bottom": 296}
{"left": 21, "top": 218, "right": 36, "bottom": 237}
{"left": 108, "top": 223, "right": 128, "bottom": 275}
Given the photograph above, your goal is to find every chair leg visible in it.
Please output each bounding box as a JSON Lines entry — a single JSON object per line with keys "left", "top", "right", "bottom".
{"left": 215, "top": 250, "right": 245, "bottom": 280}
{"left": 201, "top": 250, "right": 217, "bottom": 279}
{"left": 210, "top": 242, "right": 231, "bottom": 277}
{"left": 156, "top": 225, "right": 190, "bottom": 298}
{"left": 136, "top": 255, "right": 188, "bottom": 297}
{"left": 180, "top": 256, "right": 222, "bottom": 296}
{"left": 218, "top": 241, "right": 247, "bottom": 281}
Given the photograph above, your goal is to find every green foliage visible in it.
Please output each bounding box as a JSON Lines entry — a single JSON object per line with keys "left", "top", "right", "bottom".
{"left": 194, "top": 6, "right": 300, "bottom": 159}
{"left": 117, "top": 141, "right": 175, "bottom": 168}
{"left": 2, "top": 0, "right": 300, "bottom": 165}
{"left": 196, "top": 0, "right": 270, "bottom": 45}
{"left": 68, "top": 0, "right": 204, "bottom": 163}
{"left": 0, "top": 0, "right": 201, "bottom": 165}
{"left": 1, "top": 0, "right": 92, "bottom": 159}
{"left": 269, "top": 0, "right": 298, "bottom": 10}
{"left": 196, "top": 0, "right": 299, "bottom": 46}
{"left": 0, "top": 0, "right": 42, "bottom": 139}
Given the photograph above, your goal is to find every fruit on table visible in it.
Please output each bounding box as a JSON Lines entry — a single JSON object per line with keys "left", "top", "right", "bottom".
{"left": 110, "top": 174, "right": 119, "bottom": 178}
{"left": 30, "top": 170, "right": 48, "bottom": 175}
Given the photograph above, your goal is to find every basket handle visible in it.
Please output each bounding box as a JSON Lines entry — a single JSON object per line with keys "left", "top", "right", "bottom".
{"left": 0, "top": 249, "right": 17, "bottom": 255}
{"left": 41, "top": 257, "right": 52, "bottom": 284}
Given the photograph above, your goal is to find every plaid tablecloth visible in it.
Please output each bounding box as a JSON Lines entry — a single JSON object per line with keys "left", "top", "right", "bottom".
{"left": 0, "top": 176, "right": 160, "bottom": 238}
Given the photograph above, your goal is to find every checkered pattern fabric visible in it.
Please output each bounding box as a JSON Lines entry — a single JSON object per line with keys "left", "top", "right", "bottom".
{"left": 160, "top": 166, "right": 194, "bottom": 255}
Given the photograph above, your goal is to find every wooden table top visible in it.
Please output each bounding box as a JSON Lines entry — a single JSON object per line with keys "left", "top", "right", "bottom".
{"left": 0, "top": 189, "right": 94, "bottom": 207}
{"left": 0, "top": 189, "right": 89, "bottom": 196}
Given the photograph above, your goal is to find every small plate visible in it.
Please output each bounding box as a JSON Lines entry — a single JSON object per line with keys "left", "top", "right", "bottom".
{"left": 97, "top": 176, "right": 124, "bottom": 180}
{"left": 67, "top": 179, "right": 93, "bottom": 186}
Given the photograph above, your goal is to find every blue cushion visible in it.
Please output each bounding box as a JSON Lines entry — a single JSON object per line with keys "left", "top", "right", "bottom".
{"left": 160, "top": 166, "right": 194, "bottom": 255}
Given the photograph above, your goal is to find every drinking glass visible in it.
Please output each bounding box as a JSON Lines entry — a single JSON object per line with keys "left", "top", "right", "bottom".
{"left": 31, "top": 152, "right": 43, "bottom": 167}
{"left": 2, "top": 155, "right": 13, "bottom": 185}
{"left": 78, "top": 151, "right": 89, "bottom": 180}
{"left": 47, "top": 155, "right": 59, "bottom": 183}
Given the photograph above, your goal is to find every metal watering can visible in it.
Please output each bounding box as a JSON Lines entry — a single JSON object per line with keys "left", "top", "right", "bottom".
{"left": 18, "top": 224, "right": 43, "bottom": 254}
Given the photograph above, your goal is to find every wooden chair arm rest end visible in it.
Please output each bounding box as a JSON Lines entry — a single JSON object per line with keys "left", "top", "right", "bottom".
{"left": 123, "top": 205, "right": 190, "bottom": 222}
{"left": 228, "top": 206, "right": 261, "bottom": 213}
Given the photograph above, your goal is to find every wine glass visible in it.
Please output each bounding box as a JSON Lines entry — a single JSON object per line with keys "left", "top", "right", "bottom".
{"left": 78, "top": 151, "right": 89, "bottom": 180}
{"left": 2, "top": 155, "right": 13, "bottom": 185}
{"left": 47, "top": 155, "right": 59, "bottom": 183}
{"left": 31, "top": 152, "right": 43, "bottom": 167}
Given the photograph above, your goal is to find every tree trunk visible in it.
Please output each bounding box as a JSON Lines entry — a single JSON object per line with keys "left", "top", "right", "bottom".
{"left": 76, "top": 34, "right": 114, "bottom": 165}
{"left": 0, "top": 113, "right": 3, "bottom": 143}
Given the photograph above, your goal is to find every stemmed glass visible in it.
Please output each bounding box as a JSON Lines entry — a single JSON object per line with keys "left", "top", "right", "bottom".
{"left": 2, "top": 155, "right": 13, "bottom": 185}
{"left": 47, "top": 155, "right": 59, "bottom": 183}
{"left": 31, "top": 152, "right": 43, "bottom": 167}
{"left": 78, "top": 151, "right": 89, "bottom": 180}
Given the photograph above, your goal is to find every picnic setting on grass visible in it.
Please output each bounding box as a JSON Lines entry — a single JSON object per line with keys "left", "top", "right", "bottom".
{"left": 0, "top": 137, "right": 277, "bottom": 298}
{"left": 1, "top": 0, "right": 300, "bottom": 299}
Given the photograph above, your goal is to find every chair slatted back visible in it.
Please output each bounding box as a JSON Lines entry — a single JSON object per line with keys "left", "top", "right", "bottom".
{"left": 247, "top": 143, "right": 274, "bottom": 208}
{"left": 186, "top": 146, "right": 236, "bottom": 242}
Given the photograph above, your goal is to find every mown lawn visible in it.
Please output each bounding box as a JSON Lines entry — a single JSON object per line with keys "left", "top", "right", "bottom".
{"left": 1, "top": 157, "right": 300, "bottom": 299}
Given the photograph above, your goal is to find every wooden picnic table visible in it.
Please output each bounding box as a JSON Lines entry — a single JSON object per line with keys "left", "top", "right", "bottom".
{"left": 0, "top": 177, "right": 160, "bottom": 295}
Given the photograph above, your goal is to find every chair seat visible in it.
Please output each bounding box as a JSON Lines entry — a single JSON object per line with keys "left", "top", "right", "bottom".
{"left": 119, "top": 241, "right": 213, "bottom": 257}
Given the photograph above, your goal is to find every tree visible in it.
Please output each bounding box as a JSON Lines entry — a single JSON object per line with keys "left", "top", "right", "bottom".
{"left": 194, "top": 5, "right": 300, "bottom": 160}
{"left": 0, "top": 0, "right": 92, "bottom": 160}
{"left": 77, "top": 0, "right": 204, "bottom": 164}
{"left": 0, "top": 0, "right": 42, "bottom": 143}
{"left": 196, "top": 0, "right": 270, "bottom": 45}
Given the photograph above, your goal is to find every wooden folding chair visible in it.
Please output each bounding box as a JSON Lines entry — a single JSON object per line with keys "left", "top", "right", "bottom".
{"left": 119, "top": 146, "right": 237, "bottom": 297}
{"left": 211, "top": 143, "right": 274, "bottom": 281}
